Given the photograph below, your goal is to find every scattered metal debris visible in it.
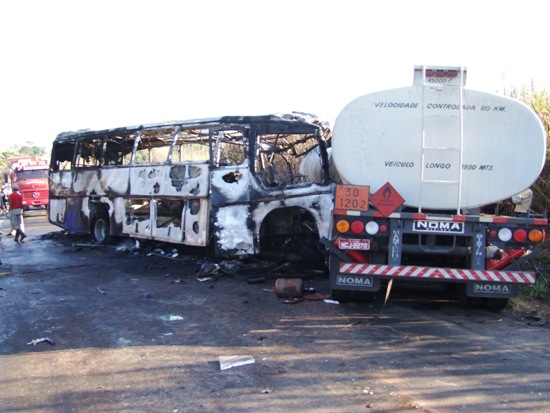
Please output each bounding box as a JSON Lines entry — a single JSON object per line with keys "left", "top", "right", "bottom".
{"left": 195, "top": 262, "right": 220, "bottom": 280}
{"left": 160, "top": 315, "right": 184, "bottom": 321}
{"left": 218, "top": 355, "right": 255, "bottom": 370}
{"left": 246, "top": 276, "right": 266, "bottom": 284}
{"left": 304, "top": 293, "right": 330, "bottom": 301}
{"left": 525, "top": 313, "right": 547, "bottom": 326}
{"left": 27, "top": 337, "right": 55, "bottom": 346}
{"left": 280, "top": 298, "right": 304, "bottom": 304}
{"left": 274, "top": 278, "right": 304, "bottom": 298}
{"left": 73, "top": 243, "right": 101, "bottom": 248}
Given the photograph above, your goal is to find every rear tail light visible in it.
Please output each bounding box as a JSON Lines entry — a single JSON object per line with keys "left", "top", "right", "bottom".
{"left": 351, "top": 220, "right": 364, "bottom": 234}
{"left": 528, "top": 229, "right": 545, "bottom": 243}
{"left": 365, "top": 221, "right": 379, "bottom": 235}
{"left": 495, "top": 227, "right": 544, "bottom": 243}
{"left": 513, "top": 229, "right": 527, "bottom": 242}
{"left": 336, "top": 219, "right": 350, "bottom": 233}
{"left": 498, "top": 228, "right": 512, "bottom": 242}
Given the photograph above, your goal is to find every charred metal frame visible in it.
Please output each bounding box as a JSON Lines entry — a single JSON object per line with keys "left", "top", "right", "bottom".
{"left": 49, "top": 114, "right": 335, "bottom": 257}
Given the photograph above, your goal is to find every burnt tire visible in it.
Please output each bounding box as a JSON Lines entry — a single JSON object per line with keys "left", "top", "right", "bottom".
{"left": 92, "top": 215, "right": 111, "bottom": 244}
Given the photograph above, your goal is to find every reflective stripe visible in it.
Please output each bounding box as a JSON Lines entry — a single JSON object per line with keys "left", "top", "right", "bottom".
{"left": 339, "top": 264, "right": 536, "bottom": 284}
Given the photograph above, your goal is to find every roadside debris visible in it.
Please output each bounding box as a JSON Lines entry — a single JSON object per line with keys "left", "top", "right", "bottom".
{"left": 324, "top": 299, "right": 340, "bottom": 305}
{"left": 96, "top": 286, "right": 107, "bottom": 294}
{"left": 115, "top": 239, "right": 140, "bottom": 253}
{"left": 524, "top": 313, "right": 547, "bottom": 326}
{"left": 218, "top": 355, "right": 255, "bottom": 370}
{"left": 274, "top": 278, "right": 304, "bottom": 298}
{"left": 280, "top": 298, "right": 304, "bottom": 304}
{"left": 27, "top": 337, "right": 55, "bottom": 346}
{"left": 304, "top": 293, "right": 331, "bottom": 301}
{"left": 195, "top": 262, "right": 221, "bottom": 281}
{"left": 73, "top": 243, "right": 101, "bottom": 249}
{"left": 160, "top": 314, "right": 184, "bottom": 321}
{"left": 246, "top": 276, "right": 266, "bottom": 284}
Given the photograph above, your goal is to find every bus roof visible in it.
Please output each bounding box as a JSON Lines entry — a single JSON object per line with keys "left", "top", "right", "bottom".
{"left": 54, "top": 113, "right": 327, "bottom": 142}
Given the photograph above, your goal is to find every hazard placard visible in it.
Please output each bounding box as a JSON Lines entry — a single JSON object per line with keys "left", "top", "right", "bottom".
{"left": 370, "top": 182, "right": 404, "bottom": 217}
{"left": 335, "top": 185, "right": 369, "bottom": 211}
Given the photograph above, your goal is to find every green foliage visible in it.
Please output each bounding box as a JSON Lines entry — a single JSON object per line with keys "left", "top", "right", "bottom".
{"left": 520, "top": 279, "right": 550, "bottom": 301}
{"left": 507, "top": 85, "right": 550, "bottom": 302}
{"left": 516, "top": 249, "right": 550, "bottom": 301}
{"left": 508, "top": 84, "right": 550, "bottom": 214}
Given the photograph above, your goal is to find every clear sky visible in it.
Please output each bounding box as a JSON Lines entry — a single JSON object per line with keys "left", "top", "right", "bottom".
{"left": 1, "top": 0, "right": 548, "bottom": 150}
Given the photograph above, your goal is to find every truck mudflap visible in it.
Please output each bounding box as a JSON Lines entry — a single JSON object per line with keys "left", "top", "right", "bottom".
{"left": 332, "top": 274, "right": 381, "bottom": 292}
{"left": 466, "top": 282, "right": 519, "bottom": 298}
{"left": 337, "top": 263, "right": 537, "bottom": 285}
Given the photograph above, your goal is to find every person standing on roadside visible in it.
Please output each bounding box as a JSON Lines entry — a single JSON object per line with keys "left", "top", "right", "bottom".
{"left": 8, "top": 184, "right": 27, "bottom": 243}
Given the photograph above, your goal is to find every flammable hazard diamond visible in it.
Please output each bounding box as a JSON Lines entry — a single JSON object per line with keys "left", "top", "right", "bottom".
{"left": 370, "top": 182, "right": 404, "bottom": 217}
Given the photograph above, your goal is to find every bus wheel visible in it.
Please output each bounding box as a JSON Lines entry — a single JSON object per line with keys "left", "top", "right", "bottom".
{"left": 92, "top": 215, "right": 111, "bottom": 244}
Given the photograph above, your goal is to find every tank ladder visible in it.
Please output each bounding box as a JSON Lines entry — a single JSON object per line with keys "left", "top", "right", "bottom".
{"left": 418, "top": 66, "right": 466, "bottom": 214}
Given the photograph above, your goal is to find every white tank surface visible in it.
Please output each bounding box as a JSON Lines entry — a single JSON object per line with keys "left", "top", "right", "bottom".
{"left": 332, "top": 68, "right": 547, "bottom": 210}
{"left": 299, "top": 147, "right": 340, "bottom": 184}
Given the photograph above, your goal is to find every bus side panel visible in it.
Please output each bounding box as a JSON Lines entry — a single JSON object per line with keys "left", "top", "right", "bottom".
{"left": 71, "top": 169, "right": 103, "bottom": 195}
{"left": 211, "top": 163, "right": 253, "bottom": 255}
{"left": 97, "top": 168, "right": 131, "bottom": 195}
{"left": 50, "top": 170, "right": 92, "bottom": 233}
{"left": 184, "top": 198, "right": 209, "bottom": 246}
{"left": 128, "top": 164, "right": 209, "bottom": 197}
{"left": 151, "top": 199, "right": 184, "bottom": 243}
{"left": 49, "top": 197, "right": 90, "bottom": 234}
{"left": 125, "top": 164, "right": 210, "bottom": 245}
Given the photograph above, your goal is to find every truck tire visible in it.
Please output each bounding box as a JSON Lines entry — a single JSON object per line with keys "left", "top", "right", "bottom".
{"left": 454, "top": 284, "right": 483, "bottom": 309}
{"left": 331, "top": 289, "right": 374, "bottom": 303}
{"left": 484, "top": 298, "right": 508, "bottom": 311}
{"left": 92, "top": 214, "right": 111, "bottom": 244}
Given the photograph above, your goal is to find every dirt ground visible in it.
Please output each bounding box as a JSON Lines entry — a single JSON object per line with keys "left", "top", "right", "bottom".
{"left": 2, "top": 211, "right": 550, "bottom": 413}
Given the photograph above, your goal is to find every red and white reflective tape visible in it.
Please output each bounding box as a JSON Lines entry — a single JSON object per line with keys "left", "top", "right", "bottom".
{"left": 339, "top": 263, "right": 536, "bottom": 284}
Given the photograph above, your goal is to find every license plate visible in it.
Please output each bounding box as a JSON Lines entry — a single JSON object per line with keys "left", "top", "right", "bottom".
{"left": 337, "top": 238, "right": 371, "bottom": 250}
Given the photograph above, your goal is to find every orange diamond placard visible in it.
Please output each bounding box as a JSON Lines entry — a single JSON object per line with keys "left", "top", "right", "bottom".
{"left": 335, "top": 184, "right": 370, "bottom": 211}
{"left": 370, "top": 182, "right": 404, "bottom": 217}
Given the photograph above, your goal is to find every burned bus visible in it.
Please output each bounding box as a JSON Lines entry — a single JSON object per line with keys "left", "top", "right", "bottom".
{"left": 49, "top": 114, "right": 334, "bottom": 259}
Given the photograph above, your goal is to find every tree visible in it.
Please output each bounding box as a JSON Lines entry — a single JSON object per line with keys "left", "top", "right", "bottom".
{"left": 0, "top": 146, "right": 47, "bottom": 183}
{"left": 509, "top": 84, "right": 550, "bottom": 214}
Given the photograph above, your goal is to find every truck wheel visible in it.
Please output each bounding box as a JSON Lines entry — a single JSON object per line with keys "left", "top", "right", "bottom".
{"left": 331, "top": 289, "right": 374, "bottom": 303}
{"left": 454, "top": 284, "right": 483, "bottom": 308}
{"left": 92, "top": 215, "right": 111, "bottom": 244}
{"left": 484, "top": 298, "right": 508, "bottom": 311}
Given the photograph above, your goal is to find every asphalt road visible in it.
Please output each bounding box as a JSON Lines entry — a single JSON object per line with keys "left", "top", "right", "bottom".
{"left": 1, "top": 211, "right": 550, "bottom": 412}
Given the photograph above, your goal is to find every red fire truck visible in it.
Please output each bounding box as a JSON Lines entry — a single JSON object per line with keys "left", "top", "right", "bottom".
{"left": 9, "top": 157, "right": 49, "bottom": 210}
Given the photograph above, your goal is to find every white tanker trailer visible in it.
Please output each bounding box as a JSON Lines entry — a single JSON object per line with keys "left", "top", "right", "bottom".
{"left": 324, "top": 65, "right": 547, "bottom": 309}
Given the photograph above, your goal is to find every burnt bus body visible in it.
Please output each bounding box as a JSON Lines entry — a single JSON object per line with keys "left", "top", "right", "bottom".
{"left": 49, "top": 114, "right": 334, "bottom": 258}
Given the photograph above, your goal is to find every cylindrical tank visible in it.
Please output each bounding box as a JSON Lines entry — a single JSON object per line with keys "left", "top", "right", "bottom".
{"left": 332, "top": 86, "right": 547, "bottom": 210}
